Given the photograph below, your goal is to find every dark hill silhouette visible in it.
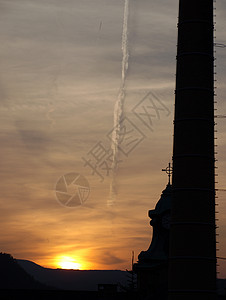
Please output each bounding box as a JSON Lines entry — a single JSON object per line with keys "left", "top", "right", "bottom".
{"left": 17, "top": 259, "right": 128, "bottom": 291}
{"left": 0, "top": 253, "right": 135, "bottom": 300}
{"left": 0, "top": 253, "right": 51, "bottom": 290}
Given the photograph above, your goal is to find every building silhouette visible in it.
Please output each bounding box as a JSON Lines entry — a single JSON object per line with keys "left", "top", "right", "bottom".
{"left": 135, "top": 0, "right": 217, "bottom": 299}
{"left": 169, "top": 0, "right": 217, "bottom": 298}
{"left": 134, "top": 180, "right": 171, "bottom": 300}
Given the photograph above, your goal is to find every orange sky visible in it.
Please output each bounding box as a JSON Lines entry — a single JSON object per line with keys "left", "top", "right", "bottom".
{"left": 0, "top": 0, "right": 226, "bottom": 277}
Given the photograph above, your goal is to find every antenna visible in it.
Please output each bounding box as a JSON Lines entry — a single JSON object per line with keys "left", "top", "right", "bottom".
{"left": 131, "top": 250, "right": 134, "bottom": 268}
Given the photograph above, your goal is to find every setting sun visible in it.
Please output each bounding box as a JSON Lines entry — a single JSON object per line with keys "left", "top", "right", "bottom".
{"left": 56, "top": 256, "right": 82, "bottom": 270}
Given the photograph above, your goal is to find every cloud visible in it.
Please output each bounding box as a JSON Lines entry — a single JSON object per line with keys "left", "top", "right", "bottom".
{"left": 95, "top": 251, "right": 127, "bottom": 266}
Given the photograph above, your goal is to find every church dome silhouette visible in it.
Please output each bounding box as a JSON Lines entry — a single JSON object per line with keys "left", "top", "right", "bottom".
{"left": 55, "top": 172, "right": 90, "bottom": 207}
{"left": 151, "top": 183, "right": 171, "bottom": 216}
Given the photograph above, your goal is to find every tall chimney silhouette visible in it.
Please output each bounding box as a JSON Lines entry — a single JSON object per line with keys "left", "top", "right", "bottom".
{"left": 168, "top": 0, "right": 217, "bottom": 299}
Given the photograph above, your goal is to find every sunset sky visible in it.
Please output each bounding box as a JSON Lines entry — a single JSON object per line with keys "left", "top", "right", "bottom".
{"left": 1, "top": 0, "right": 226, "bottom": 276}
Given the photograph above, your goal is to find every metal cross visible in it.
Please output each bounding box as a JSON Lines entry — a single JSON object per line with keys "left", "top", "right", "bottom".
{"left": 162, "top": 162, "right": 173, "bottom": 185}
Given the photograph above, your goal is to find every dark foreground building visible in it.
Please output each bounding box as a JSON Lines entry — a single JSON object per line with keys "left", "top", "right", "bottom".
{"left": 134, "top": 182, "right": 171, "bottom": 299}
{"left": 169, "top": 0, "right": 217, "bottom": 299}
{"left": 135, "top": 0, "right": 217, "bottom": 299}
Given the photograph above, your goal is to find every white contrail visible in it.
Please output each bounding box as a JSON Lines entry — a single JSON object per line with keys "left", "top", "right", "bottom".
{"left": 108, "top": 0, "right": 129, "bottom": 206}
{"left": 121, "top": 0, "right": 129, "bottom": 83}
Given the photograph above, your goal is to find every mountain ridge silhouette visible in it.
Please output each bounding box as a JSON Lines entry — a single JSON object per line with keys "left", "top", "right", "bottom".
{"left": 17, "top": 258, "right": 128, "bottom": 291}
{"left": 0, "top": 252, "right": 51, "bottom": 290}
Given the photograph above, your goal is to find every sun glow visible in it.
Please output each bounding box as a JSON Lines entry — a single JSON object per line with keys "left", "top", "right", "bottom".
{"left": 56, "top": 256, "right": 82, "bottom": 270}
